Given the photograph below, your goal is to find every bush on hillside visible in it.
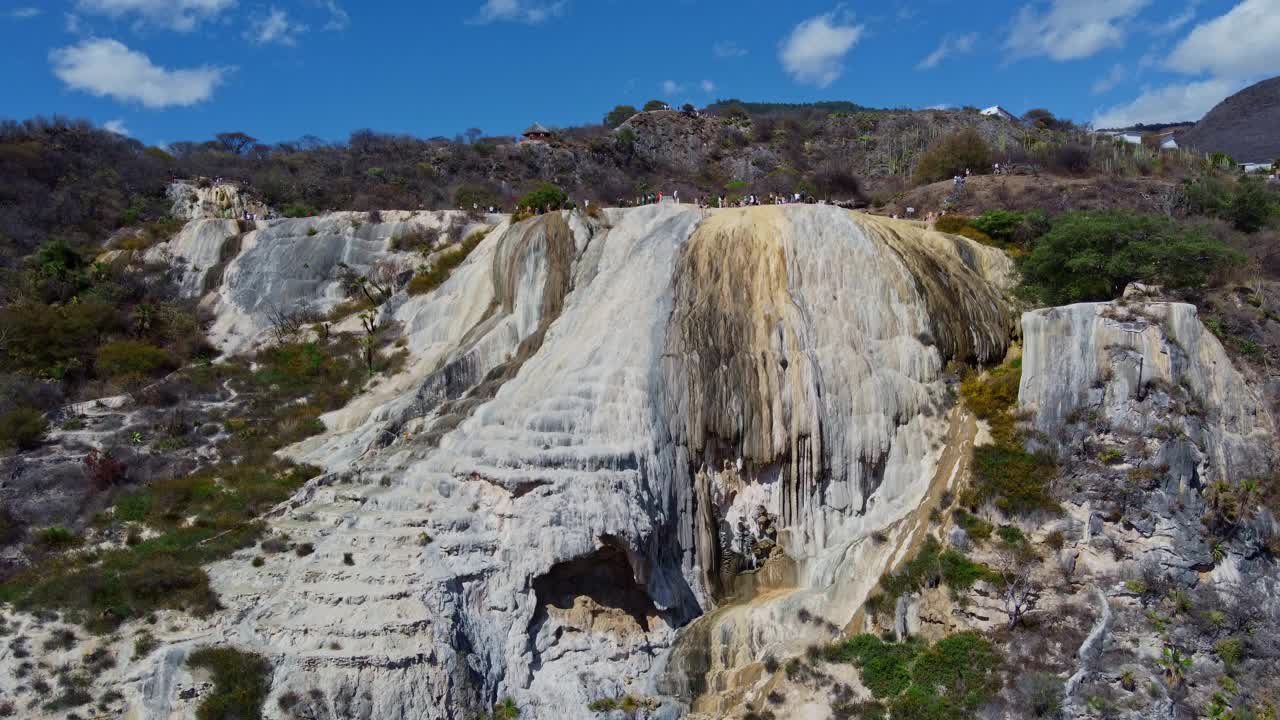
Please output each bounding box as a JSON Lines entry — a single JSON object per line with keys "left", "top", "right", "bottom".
{"left": 515, "top": 184, "right": 569, "bottom": 212}
{"left": 282, "top": 203, "right": 319, "bottom": 218}
{"left": 1017, "top": 211, "right": 1243, "bottom": 305}
{"left": 1229, "top": 177, "right": 1276, "bottom": 233}
{"left": 603, "top": 105, "right": 638, "bottom": 129}
{"left": 453, "top": 184, "right": 498, "bottom": 210}
{"left": 186, "top": 647, "right": 273, "bottom": 720}
{"left": 970, "top": 209, "right": 1048, "bottom": 246}
{"left": 0, "top": 407, "right": 47, "bottom": 451}
{"left": 822, "top": 632, "right": 1001, "bottom": 716}
{"left": 96, "top": 340, "right": 177, "bottom": 379}
{"left": 934, "top": 215, "right": 972, "bottom": 234}
{"left": 915, "top": 128, "right": 991, "bottom": 185}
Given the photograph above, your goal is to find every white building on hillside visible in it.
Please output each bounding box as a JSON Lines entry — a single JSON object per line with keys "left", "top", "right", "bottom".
{"left": 980, "top": 106, "right": 1017, "bottom": 122}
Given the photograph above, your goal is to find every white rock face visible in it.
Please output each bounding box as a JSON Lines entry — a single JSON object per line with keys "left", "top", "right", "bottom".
{"left": 1019, "top": 301, "right": 1275, "bottom": 480}
{"left": 205, "top": 210, "right": 495, "bottom": 355}
{"left": 6, "top": 204, "right": 1020, "bottom": 720}
{"left": 143, "top": 218, "right": 242, "bottom": 298}
{"left": 167, "top": 181, "right": 263, "bottom": 221}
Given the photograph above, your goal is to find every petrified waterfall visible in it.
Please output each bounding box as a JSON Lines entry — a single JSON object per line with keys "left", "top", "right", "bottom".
{"left": 118, "top": 204, "right": 1016, "bottom": 718}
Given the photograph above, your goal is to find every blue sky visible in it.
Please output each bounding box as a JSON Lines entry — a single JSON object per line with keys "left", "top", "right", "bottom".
{"left": 1, "top": 0, "right": 1277, "bottom": 146}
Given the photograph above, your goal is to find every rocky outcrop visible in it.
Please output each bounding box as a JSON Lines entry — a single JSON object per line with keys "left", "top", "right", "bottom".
{"left": 2, "top": 204, "right": 1024, "bottom": 720}
{"left": 1020, "top": 300, "right": 1274, "bottom": 484}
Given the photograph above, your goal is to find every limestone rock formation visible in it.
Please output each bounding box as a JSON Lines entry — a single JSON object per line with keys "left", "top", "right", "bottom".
{"left": 2, "top": 203, "right": 1032, "bottom": 719}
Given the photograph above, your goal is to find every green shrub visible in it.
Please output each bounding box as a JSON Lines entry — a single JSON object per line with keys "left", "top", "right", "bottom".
{"left": 969, "top": 445, "right": 1059, "bottom": 516}
{"left": 971, "top": 209, "right": 1048, "bottom": 247}
{"left": 407, "top": 229, "right": 487, "bottom": 297}
{"left": 915, "top": 129, "right": 991, "bottom": 185}
{"left": 934, "top": 215, "right": 971, "bottom": 234}
{"left": 186, "top": 646, "right": 273, "bottom": 720}
{"left": 1229, "top": 177, "right": 1276, "bottom": 233}
{"left": 35, "top": 526, "right": 81, "bottom": 550}
{"left": 603, "top": 104, "right": 638, "bottom": 128}
{"left": 959, "top": 360, "right": 1021, "bottom": 444}
{"left": 823, "top": 632, "right": 1001, "bottom": 715}
{"left": 1016, "top": 211, "right": 1243, "bottom": 305}
{"left": 493, "top": 697, "right": 520, "bottom": 720}
{"left": 515, "top": 184, "right": 569, "bottom": 212}
{"left": 0, "top": 407, "right": 48, "bottom": 451}
{"left": 953, "top": 510, "right": 993, "bottom": 542}
{"left": 282, "top": 203, "right": 318, "bottom": 218}
{"left": 96, "top": 340, "right": 177, "bottom": 378}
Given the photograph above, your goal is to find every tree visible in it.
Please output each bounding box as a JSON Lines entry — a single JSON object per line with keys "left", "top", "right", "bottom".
{"left": 1229, "top": 176, "right": 1275, "bottom": 233}
{"left": 994, "top": 545, "right": 1037, "bottom": 629}
{"left": 642, "top": 99, "right": 668, "bottom": 112}
{"left": 214, "top": 132, "right": 258, "bottom": 155}
{"left": 516, "top": 183, "right": 569, "bottom": 212}
{"left": 603, "top": 105, "right": 638, "bottom": 129}
{"left": 1017, "top": 211, "right": 1244, "bottom": 305}
{"left": 914, "top": 128, "right": 992, "bottom": 184}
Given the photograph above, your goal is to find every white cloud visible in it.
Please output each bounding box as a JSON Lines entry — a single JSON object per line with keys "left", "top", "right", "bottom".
{"left": 65, "top": 13, "right": 82, "bottom": 32}
{"left": 917, "top": 32, "right": 977, "bottom": 70}
{"left": 924, "top": 103, "right": 955, "bottom": 110}
{"left": 713, "top": 40, "right": 747, "bottom": 58}
{"left": 50, "top": 38, "right": 229, "bottom": 109}
{"left": 1091, "top": 63, "right": 1128, "bottom": 94}
{"left": 103, "top": 119, "right": 130, "bottom": 136}
{"left": 472, "top": 0, "right": 565, "bottom": 24}
{"left": 779, "top": 11, "right": 865, "bottom": 88}
{"left": 76, "top": 0, "right": 237, "bottom": 32}
{"left": 1150, "top": 5, "right": 1197, "bottom": 35}
{"left": 1167, "top": 0, "right": 1280, "bottom": 79}
{"left": 317, "top": 0, "right": 348, "bottom": 31}
{"left": 1093, "top": 76, "right": 1245, "bottom": 128}
{"left": 700, "top": 79, "right": 716, "bottom": 93}
{"left": 247, "top": 7, "right": 306, "bottom": 46}
{"left": 1006, "top": 0, "right": 1151, "bottom": 61}
{"left": 10, "top": 7, "right": 41, "bottom": 19}
{"left": 661, "top": 80, "right": 684, "bottom": 95}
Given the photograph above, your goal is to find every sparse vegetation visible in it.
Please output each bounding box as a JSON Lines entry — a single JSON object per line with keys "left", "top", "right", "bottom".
{"left": 186, "top": 646, "right": 273, "bottom": 720}
{"left": 0, "top": 407, "right": 48, "bottom": 451}
{"left": 822, "top": 632, "right": 1001, "bottom": 716}
{"left": 960, "top": 359, "right": 1059, "bottom": 517}
{"left": 407, "top": 228, "right": 487, "bottom": 296}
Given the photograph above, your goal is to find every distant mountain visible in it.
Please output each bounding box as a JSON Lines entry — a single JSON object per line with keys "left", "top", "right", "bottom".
{"left": 1180, "top": 76, "right": 1280, "bottom": 163}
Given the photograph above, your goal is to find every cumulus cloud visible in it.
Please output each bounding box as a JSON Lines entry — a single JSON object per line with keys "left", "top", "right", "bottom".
{"left": 1096, "top": 0, "right": 1280, "bottom": 128}
{"left": 1091, "top": 63, "right": 1128, "bottom": 94}
{"left": 661, "top": 80, "right": 684, "bottom": 95}
{"left": 700, "top": 79, "right": 716, "bottom": 93}
{"left": 472, "top": 0, "right": 565, "bottom": 24}
{"left": 247, "top": 7, "right": 306, "bottom": 46}
{"left": 10, "top": 7, "right": 41, "bottom": 19}
{"left": 779, "top": 11, "right": 865, "bottom": 88}
{"left": 50, "top": 38, "right": 229, "bottom": 109}
{"left": 917, "top": 32, "right": 977, "bottom": 70}
{"left": 1167, "top": 0, "right": 1280, "bottom": 79}
{"left": 103, "top": 119, "right": 130, "bottom": 136}
{"left": 713, "top": 40, "right": 747, "bottom": 58}
{"left": 1006, "top": 0, "right": 1151, "bottom": 61}
{"left": 1093, "top": 77, "right": 1245, "bottom": 128}
{"left": 76, "top": 0, "right": 237, "bottom": 32}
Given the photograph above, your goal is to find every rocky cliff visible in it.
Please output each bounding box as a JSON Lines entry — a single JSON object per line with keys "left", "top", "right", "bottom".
{"left": 3, "top": 197, "right": 1277, "bottom": 720}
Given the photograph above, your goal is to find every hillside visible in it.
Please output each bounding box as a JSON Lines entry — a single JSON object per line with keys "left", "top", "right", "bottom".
{"left": 1180, "top": 76, "right": 1280, "bottom": 163}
